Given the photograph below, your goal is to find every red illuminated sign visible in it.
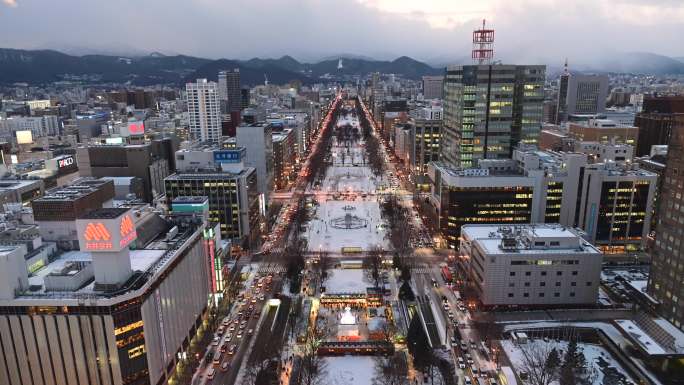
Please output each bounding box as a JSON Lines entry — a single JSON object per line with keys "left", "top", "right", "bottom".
{"left": 118, "top": 214, "right": 137, "bottom": 247}
{"left": 84, "top": 222, "right": 113, "bottom": 250}
{"left": 128, "top": 122, "right": 145, "bottom": 135}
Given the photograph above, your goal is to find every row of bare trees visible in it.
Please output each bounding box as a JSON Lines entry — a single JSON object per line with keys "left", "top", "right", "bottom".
{"left": 381, "top": 194, "right": 414, "bottom": 281}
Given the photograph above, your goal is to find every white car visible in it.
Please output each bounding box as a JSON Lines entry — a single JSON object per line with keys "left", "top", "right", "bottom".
{"left": 457, "top": 357, "right": 466, "bottom": 369}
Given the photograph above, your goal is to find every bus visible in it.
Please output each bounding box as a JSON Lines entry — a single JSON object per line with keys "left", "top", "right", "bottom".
{"left": 341, "top": 247, "right": 363, "bottom": 255}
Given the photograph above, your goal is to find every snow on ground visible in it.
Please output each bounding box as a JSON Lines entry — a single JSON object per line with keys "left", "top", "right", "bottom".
{"left": 306, "top": 198, "right": 387, "bottom": 252}
{"left": 325, "top": 269, "right": 369, "bottom": 293}
{"left": 501, "top": 339, "right": 636, "bottom": 385}
{"left": 324, "top": 356, "right": 375, "bottom": 385}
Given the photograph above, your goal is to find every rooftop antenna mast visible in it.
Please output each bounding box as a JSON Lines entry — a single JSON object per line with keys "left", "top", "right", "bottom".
{"left": 472, "top": 19, "right": 495, "bottom": 64}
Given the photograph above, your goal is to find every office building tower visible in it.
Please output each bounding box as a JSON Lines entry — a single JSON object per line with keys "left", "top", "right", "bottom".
{"left": 648, "top": 118, "right": 684, "bottom": 330}
{"left": 0, "top": 208, "right": 213, "bottom": 385}
{"left": 422, "top": 75, "right": 444, "bottom": 100}
{"left": 460, "top": 224, "right": 602, "bottom": 308}
{"left": 413, "top": 118, "right": 441, "bottom": 190}
{"left": 634, "top": 95, "right": 684, "bottom": 156}
{"left": 236, "top": 123, "right": 274, "bottom": 202}
{"left": 272, "top": 129, "right": 297, "bottom": 190}
{"left": 74, "top": 111, "right": 110, "bottom": 140}
{"left": 442, "top": 64, "right": 545, "bottom": 168}
{"left": 77, "top": 138, "right": 177, "bottom": 203}
{"left": 165, "top": 167, "right": 259, "bottom": 246}
{"left": 556, "top": 64, "right": 609, "bottom": 123}
{"left": 186, "top": 79, "right": 221, "bottom": 143}
{"left": 218, "top": 69, "right": 241, "bottom": 113}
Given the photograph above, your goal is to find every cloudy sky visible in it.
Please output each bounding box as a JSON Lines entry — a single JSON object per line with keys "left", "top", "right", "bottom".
{"left": 1, "top": 0, "right": 683, "bottom": 64}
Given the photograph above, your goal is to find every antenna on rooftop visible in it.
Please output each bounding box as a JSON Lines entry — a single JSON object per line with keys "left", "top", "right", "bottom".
{"left": 472, "top": 19, "right": 495, "bottom": 64}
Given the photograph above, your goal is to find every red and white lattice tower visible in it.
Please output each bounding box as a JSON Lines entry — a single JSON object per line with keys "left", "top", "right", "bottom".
{"left": 472, "top": 19, "right": 495, "bottom": 64}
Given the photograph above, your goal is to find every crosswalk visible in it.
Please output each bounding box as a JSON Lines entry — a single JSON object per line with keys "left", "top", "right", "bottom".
{"left": 257, "top": 264, "right": 286, "bottom": 274}
{"left": 412, "top": 267, "right": 434, "bottom": 274}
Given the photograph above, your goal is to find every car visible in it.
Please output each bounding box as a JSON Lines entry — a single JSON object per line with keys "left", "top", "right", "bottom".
{"left": 239, "top": 323, "right": 246, "bottom": 330}
{"left": 247, "top": 328, "right": 254, "bottom": 336}
{"left": 450, "top": 336, "right": 457, "bottom": 344}
{"left": 457, "top": 357, "right": 466, "bottom": 369}
{"left": 221, "top": 361, "right": 230, "bottom": 372}
{"left": 460, "top": 342, "right": 468, "bottom": 350}
{"left": 254, "top": 312, "right": 260, "bottom": 319}
{"left": 251, "top": 298, "right": 257, "bottom": 303}
{"left": 470, "top": 365, "right": 479, "bottom": 377}
{"left": 464, "top": 377, "right": 472, "bottom": 385}
{"left": 220, "top": 343, "right": 227, "bottom": 353}
{"left": 470, "top": 340, "right": 477, "bottom": 350}
{"left": 211, "top": 337, "right": 220, "bottom": 346}
{"left": 458, "top": 305, "right": 466, "bottom": 312}
{"left": 217, "top": 326, "right": 225, "bottom": 334}
{"left": 222, "top": 318, "right": 230, "bottom": 326}
{"left": 226, "top": 334, "right": 232, "bottom": 342}
{"left": 465, "top": 353, "right": 474, "bottom": 365}
{"left": 207, "top": 368, "right": 216, "bottom": 380}
{"left": 259, "top": 294, "right": 265, "bottom": 301}
{"left": 228, "top": 344, "right": 237, "bottom": 354}
{"left": 228, "top": 325, "right": 235, "bottom": 332}
{"left": 236, "top": 331, "right": 243, "bottom": 339}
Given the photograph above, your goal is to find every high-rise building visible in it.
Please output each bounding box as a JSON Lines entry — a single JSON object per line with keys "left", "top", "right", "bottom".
{"left": 648, "top": 118, "right": 684, "bottom": 330}
{"left": 633, "top": 95, "right": 684, "bottom": 157}
{"left": 555, "top": 65, "right": 609, "bottom": 123}
{"left": 218, "top": 69, "right": 241, "bottom": 113}
{"left": 236, "top": 123, "right": 274, "bottom": 202}
{"left": 165, "top": 168, "right": 259, "bottom": 246}
{"left": 186, "top": 79, "right": 221, "bottom": 143}
{"left": 442, "top": 64, "right": 545, "bottom": 168}
{"left": 460, "top": 224, "right": 602, "bottom": 308}
{"left": 422, "top": 75, "right": 444, "bottom": 100}
{"left": 413, "top": 118, "right": 441, "bottom": 190}
{"left": 272, "top": 129, "right": 297, "bottom": 190}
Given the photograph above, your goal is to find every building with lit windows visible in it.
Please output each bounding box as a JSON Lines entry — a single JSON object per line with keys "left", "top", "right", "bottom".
{"left": 413, "top": 118, "right": 441, "bottom": 190}
{"left": 428, "top": 145, "right": 656, "bottom": 251}
{"left": 568, "top": 119, "right": 638, "bottom": 146}
{"left": 555, "top": 71, "right": 608, "bottom": 123}
{"left": 0, "top": 208, "right": 212, "bottom": 385}
{"left": 575, "top": 162, "right": 657, "bottom": 253}
{"left": 272, "top": 128, "right": 297, "bottom": 190}
{"left": 459, "top": 224, "right": 602, "bottom": 308}
{"left": 648, "top": 118, "right": 684, "bottom": 330}
{"left": 164, "top": 166, "right": 259, "bottom": 247}
{"left": 442, "top": 64, "right": 545, "bottom": 168}
{"left": 186, "top": 79, "right": 221, "bottom": 143}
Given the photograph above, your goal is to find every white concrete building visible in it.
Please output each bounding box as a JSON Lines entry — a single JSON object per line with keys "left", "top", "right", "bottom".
{"left": 236, "top": 123, "right": 274, "bottom": 201}
{"left": 186, "top": 79, "right": 221, "bottom": 143}
{"left": 460, "top": 224, "right": 602, "bottom": 307}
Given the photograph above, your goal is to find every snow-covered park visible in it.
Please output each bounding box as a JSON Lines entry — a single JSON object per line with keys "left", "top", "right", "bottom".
{"left": 305, "top": 113, "right": 389, "bottom": 254}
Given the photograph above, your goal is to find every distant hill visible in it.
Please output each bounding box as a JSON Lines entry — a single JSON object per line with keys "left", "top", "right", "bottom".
{"left": 581, "top": 52, "right": 684, "bottom": 75}
{"left": 4, "top": 48, "right": 682, "bottom": 86}
{"left": 0, "top": 48, "right": 444, "bottom": 86}
{"left": 0, "top": 48, "right": 211, "bottom": 85}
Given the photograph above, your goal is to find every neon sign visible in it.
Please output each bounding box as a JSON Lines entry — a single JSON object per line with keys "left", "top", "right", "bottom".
{"left": 77, "top": 210, "right": 138, "bottom": 252}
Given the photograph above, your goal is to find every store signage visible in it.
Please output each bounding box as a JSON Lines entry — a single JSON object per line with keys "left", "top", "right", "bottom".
{"left": 77, "top": 209, "right": 137, "bottom": 252}
{"left": 58, "top": 156, "right": 74, "bottom": 168}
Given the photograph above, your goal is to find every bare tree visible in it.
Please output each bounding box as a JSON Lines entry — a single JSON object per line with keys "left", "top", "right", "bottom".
{"left": 373, "top": 352, "right": 409, "bottom": 385}
{"left": 363, "top": 246, "right": 384, "bottom": 288}
{"left": 315, "top": 251, "right": 333, "bottom": 288}
{"left": 299, "top": 327, "right": 328, "bottom": 385}
{"left": 517, "top": 342, "right": 561, "bottom": 385}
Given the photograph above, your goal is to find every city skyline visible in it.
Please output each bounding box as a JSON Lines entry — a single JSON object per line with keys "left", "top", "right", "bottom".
{"left": 1, "top": 0, "right": 684, "bottom": 65}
